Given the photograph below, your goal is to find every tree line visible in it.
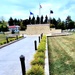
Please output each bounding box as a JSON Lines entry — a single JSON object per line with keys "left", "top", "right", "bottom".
{"left": 50, "top": 16, "right": 75, "bottom": 31}
{"left": 8, "top": 15, "right": 49, "bottom": 30}
{"left": 0, "top": 15, "right": 75, "bottom": 32}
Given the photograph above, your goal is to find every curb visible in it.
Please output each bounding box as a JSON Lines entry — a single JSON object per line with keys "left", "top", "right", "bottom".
{"left": 44, "top": 37, "right": 50, "bottom": 75}
{"left": 0, "top": 37, "right": 25, "bottom": 49}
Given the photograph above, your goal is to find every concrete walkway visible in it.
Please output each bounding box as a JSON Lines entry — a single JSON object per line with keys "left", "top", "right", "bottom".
{"left": 0, "top": 35, "right": 39, "bottom": 75}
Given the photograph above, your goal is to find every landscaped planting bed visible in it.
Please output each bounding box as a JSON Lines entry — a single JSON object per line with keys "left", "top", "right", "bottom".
{"left": 27, "top": 35, "right": 46, "bottom": 75}
{"left": 0, "top": 34, "right": 23, "bottom": 46}
{"left": 47, "top": 34, "right": 75, "bottom": 75}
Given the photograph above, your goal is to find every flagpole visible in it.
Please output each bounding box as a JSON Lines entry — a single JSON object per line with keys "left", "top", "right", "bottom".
{"left": 50, "top": 9, "right": 53, "bottom": 30}
{"left": 29, "top": 10, "right": 31, "bottom": 25}
{"left": 49, "top": 10, "right": 51, "bottom": 30}
{"left": 39, "top": 3, "right": 40, "bottom": 24}
{"left": 39, "top": 3, "right": 42, "bottom": 24}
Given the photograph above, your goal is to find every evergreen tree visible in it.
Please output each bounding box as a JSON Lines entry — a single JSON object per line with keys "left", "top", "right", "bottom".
{"left": 41, "top": 15, "right": 43, "bottom": 24}
{"left": 29, "top": 16, "right": 31, "bottom": 24}
{"left": 44, "top": 15, "right": 48, "bottom": 23}
{"left": 31, "top": 16, "right": 35, "bottom": 24}
{"left": 8, "top": 17, "right": 14, "bottom": 25}
{"left": 36, "top": 15, "right": 40, "bottom": 24}
{"left": 52, "top": 18, "right": 57, "bottom": 28}
{"left": 65, "top": 16, "right": 72, "bottom": 29}
{"left": 14, "top": 18, "right": 18, "bottom": 25}
{"left": 68, "top": 21, "right": 74, "bottom": 30}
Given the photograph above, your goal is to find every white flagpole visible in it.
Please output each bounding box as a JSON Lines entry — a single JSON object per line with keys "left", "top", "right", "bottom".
{"left": 39, "top": 3, "right": 41, "bottom": 24}
{"left": 50, "top": 9, "right": 51, "bottom": 30}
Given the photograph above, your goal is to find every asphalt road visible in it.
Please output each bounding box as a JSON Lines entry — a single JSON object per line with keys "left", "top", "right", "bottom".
{"left": 0, "top": 35, "right": 39, "bottom": 75}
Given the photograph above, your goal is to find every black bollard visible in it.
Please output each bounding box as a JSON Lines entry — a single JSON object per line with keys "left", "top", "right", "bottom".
{"left": 6, "top": 36, "right": 9, "bottom": 43}
{"left": 41, "top": 33, "right": 43, "bottom": 39}
{"left": 39, "top": 36, "right": 40, "bottom": 43}
{"left": 41, "top": 34, "right": 42, "bottom": 39}
{"left": 20, "top": 55, "right": 26, "bottom": 75}
{"left": 34, "top": 40, "right": 37, "bottom": 50}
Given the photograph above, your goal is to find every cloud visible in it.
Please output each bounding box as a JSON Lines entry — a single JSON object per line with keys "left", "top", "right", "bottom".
{"left": 0, "top": 0, "right": 75, "bottom": 21}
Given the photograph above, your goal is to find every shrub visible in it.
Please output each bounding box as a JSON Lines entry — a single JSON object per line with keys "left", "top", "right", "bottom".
{"left": 18, "top": 36, "right": 23, "bottom": 38}
{"left": 37, "top": 36, "right": 46, "bottom": 52}
{"left": 31, "top": 57, "right": 45, "bottom": 66}
{"left": 1, "top": 40, "right": 7, "bottom": 44}
{"left": 27, "top": 65, "right": 44, "bottom": 75}
{"left": 34, "top": 52, "right": 45, "bottom": 59}
{"left": 3, "top": 41, "right": 7, "bottom": 44}
{"left": 0, "top": 42, "right": 2, "bottom": 45}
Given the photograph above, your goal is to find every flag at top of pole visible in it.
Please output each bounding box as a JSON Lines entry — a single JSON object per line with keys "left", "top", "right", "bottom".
{"left": 30, "top": 11, "right": 34, "bottom": 15}
{"left": 40, "top": 4, "right": 42, "bottom": 8}
{"left": 50, "top": 10, "right": 53, "bottom": 14}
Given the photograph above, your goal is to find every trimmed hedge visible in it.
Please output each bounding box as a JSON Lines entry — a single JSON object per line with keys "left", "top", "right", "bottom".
{"left": 0, "top": 36, "right": 23, "bottom": 45}
{"left": 27, "top": 35, "right": 46, "bottom": 75}
{"left": 34, "top": 52, "right": 45, "bottom": 59}
{"left": 31, "top": 57, "right": 44, "bottom": 66}
{"left": 27, "top": 65, "right": 44, "bottom": 75}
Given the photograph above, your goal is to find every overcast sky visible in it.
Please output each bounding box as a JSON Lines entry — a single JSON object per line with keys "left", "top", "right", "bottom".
{"left": 0, "top": 0, "right": 75, "bottom": 21}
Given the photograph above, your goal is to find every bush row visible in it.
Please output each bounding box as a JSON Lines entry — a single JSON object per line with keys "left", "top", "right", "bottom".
{"left": 0, "top": 36, "right": 23, "bottom": 45}
{"left": 27, "top": 35, "right": 46, "bottom": 75}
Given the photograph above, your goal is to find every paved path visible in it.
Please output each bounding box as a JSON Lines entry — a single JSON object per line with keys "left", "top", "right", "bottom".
{"left": 0, "top": 35, "right": 39, "bottom": 75}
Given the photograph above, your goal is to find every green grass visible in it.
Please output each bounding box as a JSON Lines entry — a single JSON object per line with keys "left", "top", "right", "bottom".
{"left": 47, "top": 33, "right": 75, "bottom": 75}
{"left": 0, "top": 34, "right": 6, "bottom": 41}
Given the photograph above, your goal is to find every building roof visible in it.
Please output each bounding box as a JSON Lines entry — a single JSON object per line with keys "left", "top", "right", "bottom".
{"left": 8, "top": 25, "right": 20, "bottom": 28}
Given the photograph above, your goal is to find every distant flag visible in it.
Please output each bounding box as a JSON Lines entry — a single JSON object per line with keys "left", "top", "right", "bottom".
{"left": 50, "top": 10, "right": 53, "bottom": 14}
{"left": 30, "top": 12, "right": 34, "bottom": 15}
{"left": 40, "top": 4, "right": 42, "bottom": 8}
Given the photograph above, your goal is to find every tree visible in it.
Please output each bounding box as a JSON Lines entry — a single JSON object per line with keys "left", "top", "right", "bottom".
{"left": 61, "top": 21, "right": 66, "bottom": 30}
{"left": 66, "top": 16, "right": 72, "bottom": 22}
{"left": 50, "top": 18, "right": 53, "bottom": 24}
{"left": 56, "top": 18, "right": 61, "bottom": 29}
{"left": 17, "top": 19, "right": 20, "bottom": 25}
{"left": 8, "top": 17, "right": 14, "bottom": 25}
{"left": 57, "top": 22, "right": 62, "bottom": 29}
{"left": 36, "top": 15, "right": 40, "bottom": 24}
{"left": 68, "top": 21, "right": 74, "bottom": 30}
{"left": 28, "top": 16, "right": 31, "bottom": 24}
{"left": 31, "top": 16, "right": 35, "bottom": 24}
{"left": 0, "top": 20, "right": 8, "bottom": 32}
{"left": 19, "top": 20, "right": 24, "bottom": 30}
{"left": 22, "top": 19, "right": 28, "bottom": 29}
{"left": 57, "top": 18, "right": 61, "bottom": 23}
{"left": 65, "top": 16, "right": 72, "bottom": 29}
{"left": 41, "top": 15, "right": 43, "bottom": 24}
{"left": 52, "top": 18, "right": 57, "bottom": 28}
{"left": 44, "top": 15, "right": 48, "bottom": 23}
{"left": 14, "top": 18, "right": 18, "bottom": 25}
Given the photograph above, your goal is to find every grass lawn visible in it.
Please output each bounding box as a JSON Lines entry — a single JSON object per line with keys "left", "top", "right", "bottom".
{"left": 0, "top": 34, "right": 6, "bottom": 42}
{"left": 47, "top": 33, "right": 75, "bottom": 75}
